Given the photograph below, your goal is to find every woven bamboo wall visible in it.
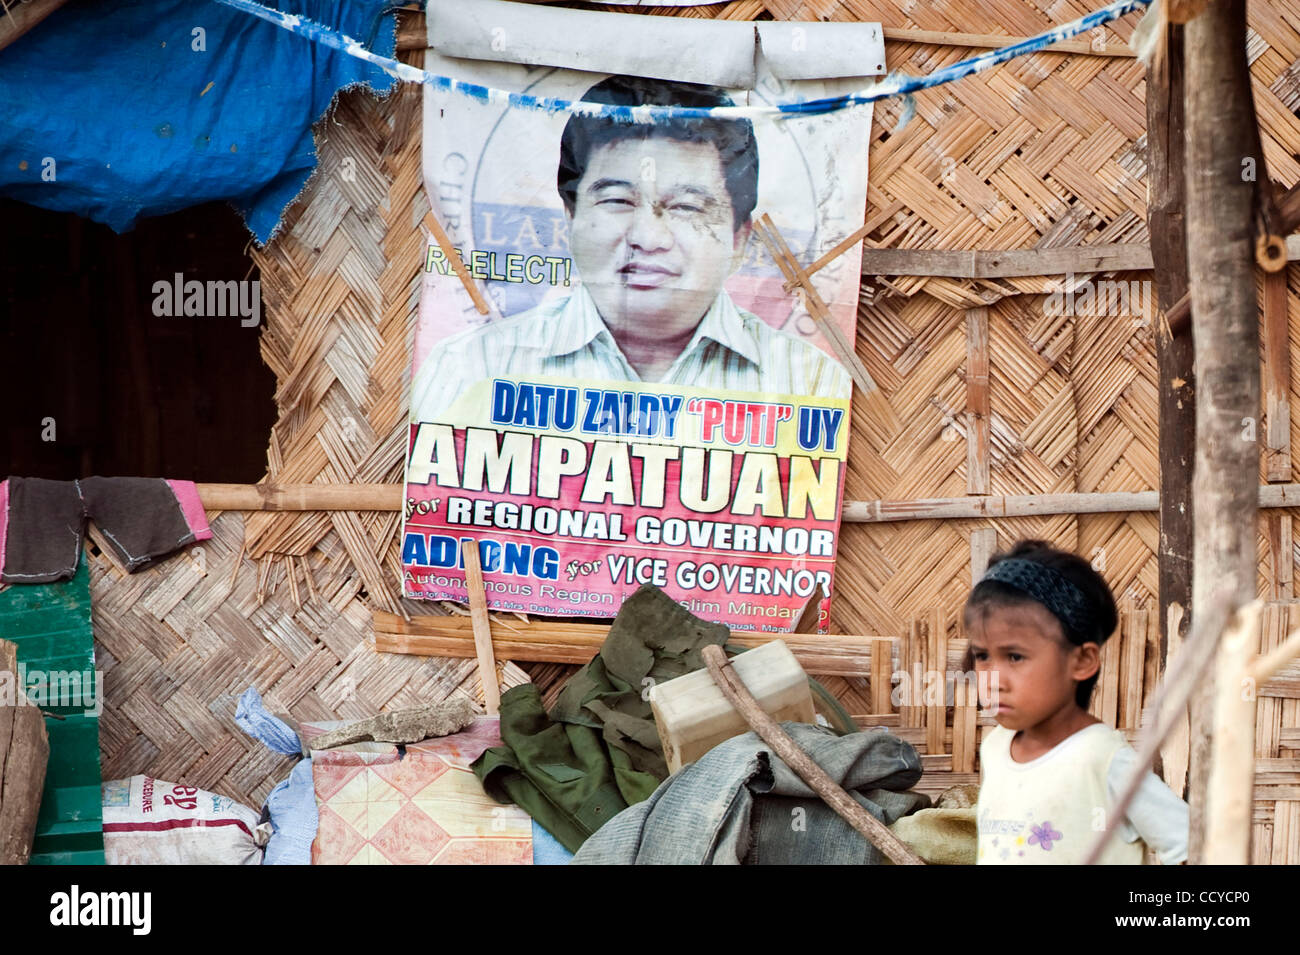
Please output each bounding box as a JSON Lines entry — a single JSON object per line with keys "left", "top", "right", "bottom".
{"left": 82, "top": 0, "right": 1300, "bottom": 862}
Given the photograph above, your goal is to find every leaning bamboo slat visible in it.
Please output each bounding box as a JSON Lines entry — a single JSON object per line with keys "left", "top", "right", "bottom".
{"left": 461, "top": 543, "right": 501, "bottom": 715}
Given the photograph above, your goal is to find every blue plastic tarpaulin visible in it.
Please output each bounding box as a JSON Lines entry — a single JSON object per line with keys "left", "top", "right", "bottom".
{"left": 0, "top": 0, "right": 399, "bottom": 243}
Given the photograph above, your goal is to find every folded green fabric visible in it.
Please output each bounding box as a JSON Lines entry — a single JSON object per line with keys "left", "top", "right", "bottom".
{"left": 473, "top": 585, "right": 729, "bottom": 853}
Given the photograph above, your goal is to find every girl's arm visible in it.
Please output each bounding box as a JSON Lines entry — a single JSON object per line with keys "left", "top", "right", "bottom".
{"left": 1107, "top": 746, "right": 1189, "bottom": 865}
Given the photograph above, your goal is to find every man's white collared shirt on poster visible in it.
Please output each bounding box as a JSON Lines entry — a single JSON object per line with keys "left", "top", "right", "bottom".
{"left": 411, "top": 285, "right": 850, "bottom": 423}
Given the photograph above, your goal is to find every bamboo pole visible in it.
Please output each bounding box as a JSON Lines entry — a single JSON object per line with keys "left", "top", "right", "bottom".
{"left": 198, "top": 483, "right": 402, "bottom": 510}
{"left": 196, "top": 483, "right": 1300, "bottom": 519}
{"left": 699, "top": 645, "right": 925, "bottom": 866}
{"left": 1184, "top": 0, "right": 1262, "bottom": 864}
{"left": 1204, "top": 601, "right": 1263, "bottom": 864}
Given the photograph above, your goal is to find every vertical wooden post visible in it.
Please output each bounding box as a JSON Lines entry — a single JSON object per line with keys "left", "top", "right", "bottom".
{"left": 1185, "top": 0, "right": 1263, "bottom": 863}
{"left": 1264, "top": 269, "right": 1292, "bottom": 482}
{"left": 1120, "top": 605, "right": 1148, "bottom": 730}
{"left": 927, "top": 608, "right": 947, "bottom": 756}
{"left": 901, "top": 619, "right": 924, "bottom": 729}
{"left": 952, "top": 673, "right": 978, "bottom": 774}
{"left": 970, "top": 527, "right": 996, "bottom": 583}
{"left": 1147, "top": 21, "right": 1194, "bottom": 705}
{"left": 870, "top": 638, "right": 894, "bottom": 716}
{"left": 966, "top": 307, "right": 990, "bottom": 495}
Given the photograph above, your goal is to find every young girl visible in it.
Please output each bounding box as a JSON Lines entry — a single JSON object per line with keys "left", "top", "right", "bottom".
{"left": 966, "top": 540, "right": 1188, "bottom": 865}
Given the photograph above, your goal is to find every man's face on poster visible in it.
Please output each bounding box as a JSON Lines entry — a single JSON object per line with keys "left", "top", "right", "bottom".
{"left": 566, "top": 135, "right": 750, "bottom": 343}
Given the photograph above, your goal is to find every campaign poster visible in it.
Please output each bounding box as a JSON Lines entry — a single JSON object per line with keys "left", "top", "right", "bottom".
{"left": 403, "top": 15, "right": 876, "bottom": 631}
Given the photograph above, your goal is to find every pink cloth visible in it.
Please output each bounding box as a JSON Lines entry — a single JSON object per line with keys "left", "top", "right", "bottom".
{"left": 165, "top": 480, "right": 212, "bottom": 541}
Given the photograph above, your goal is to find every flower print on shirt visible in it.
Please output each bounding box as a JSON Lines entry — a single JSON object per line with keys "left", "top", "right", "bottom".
{"left": 1027, "top": 822, "right": 1063, "bottom": 851}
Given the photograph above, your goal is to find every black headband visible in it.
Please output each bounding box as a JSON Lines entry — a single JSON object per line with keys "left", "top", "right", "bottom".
{"left": 978, "top": 558, "right": 1096, "bottom": 643}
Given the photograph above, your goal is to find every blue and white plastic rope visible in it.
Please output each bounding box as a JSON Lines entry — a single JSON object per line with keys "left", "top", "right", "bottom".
{"left": 213, "top": 0, "right": 1154, "bottom": 119}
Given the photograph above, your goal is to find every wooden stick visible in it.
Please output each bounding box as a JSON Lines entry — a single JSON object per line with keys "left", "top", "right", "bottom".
{"left": 1205, "top": 601, "right": 1264, "bottom": 864}
{"left": 1249, "top": 628, "right": 1300, "bottom": 685}
{"left": 461, "top": 542, "right": 500, "bottom": 715}
{"left": 700, "top": 645, "right": 925, "bottom": 865}
{"left": 422, "top": 209, "right": 490, "bottom": 316}
{"left": 753, "top": 214, "right": 879, "bottom": 399}
{"left": 789, "top": 220, "right": 874, "bottom": 288}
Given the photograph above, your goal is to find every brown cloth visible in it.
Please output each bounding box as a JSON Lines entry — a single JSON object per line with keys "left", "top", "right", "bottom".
{"left": 1, "top": 476, "right": 209, "bottom": 584}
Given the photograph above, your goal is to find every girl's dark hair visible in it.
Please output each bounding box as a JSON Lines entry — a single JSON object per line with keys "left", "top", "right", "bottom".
{"left": 964, "top": 539, "right": 1118, "bottom": 708}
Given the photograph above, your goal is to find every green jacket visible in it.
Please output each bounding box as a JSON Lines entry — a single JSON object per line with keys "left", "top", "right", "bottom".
{"left": 473, "top": 586, "right": 729, "bottom": 852}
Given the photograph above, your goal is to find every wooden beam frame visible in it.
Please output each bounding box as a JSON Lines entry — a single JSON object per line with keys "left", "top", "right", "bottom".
{"left": 197, "top": 482, "right": 1300, "bottom": 520}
